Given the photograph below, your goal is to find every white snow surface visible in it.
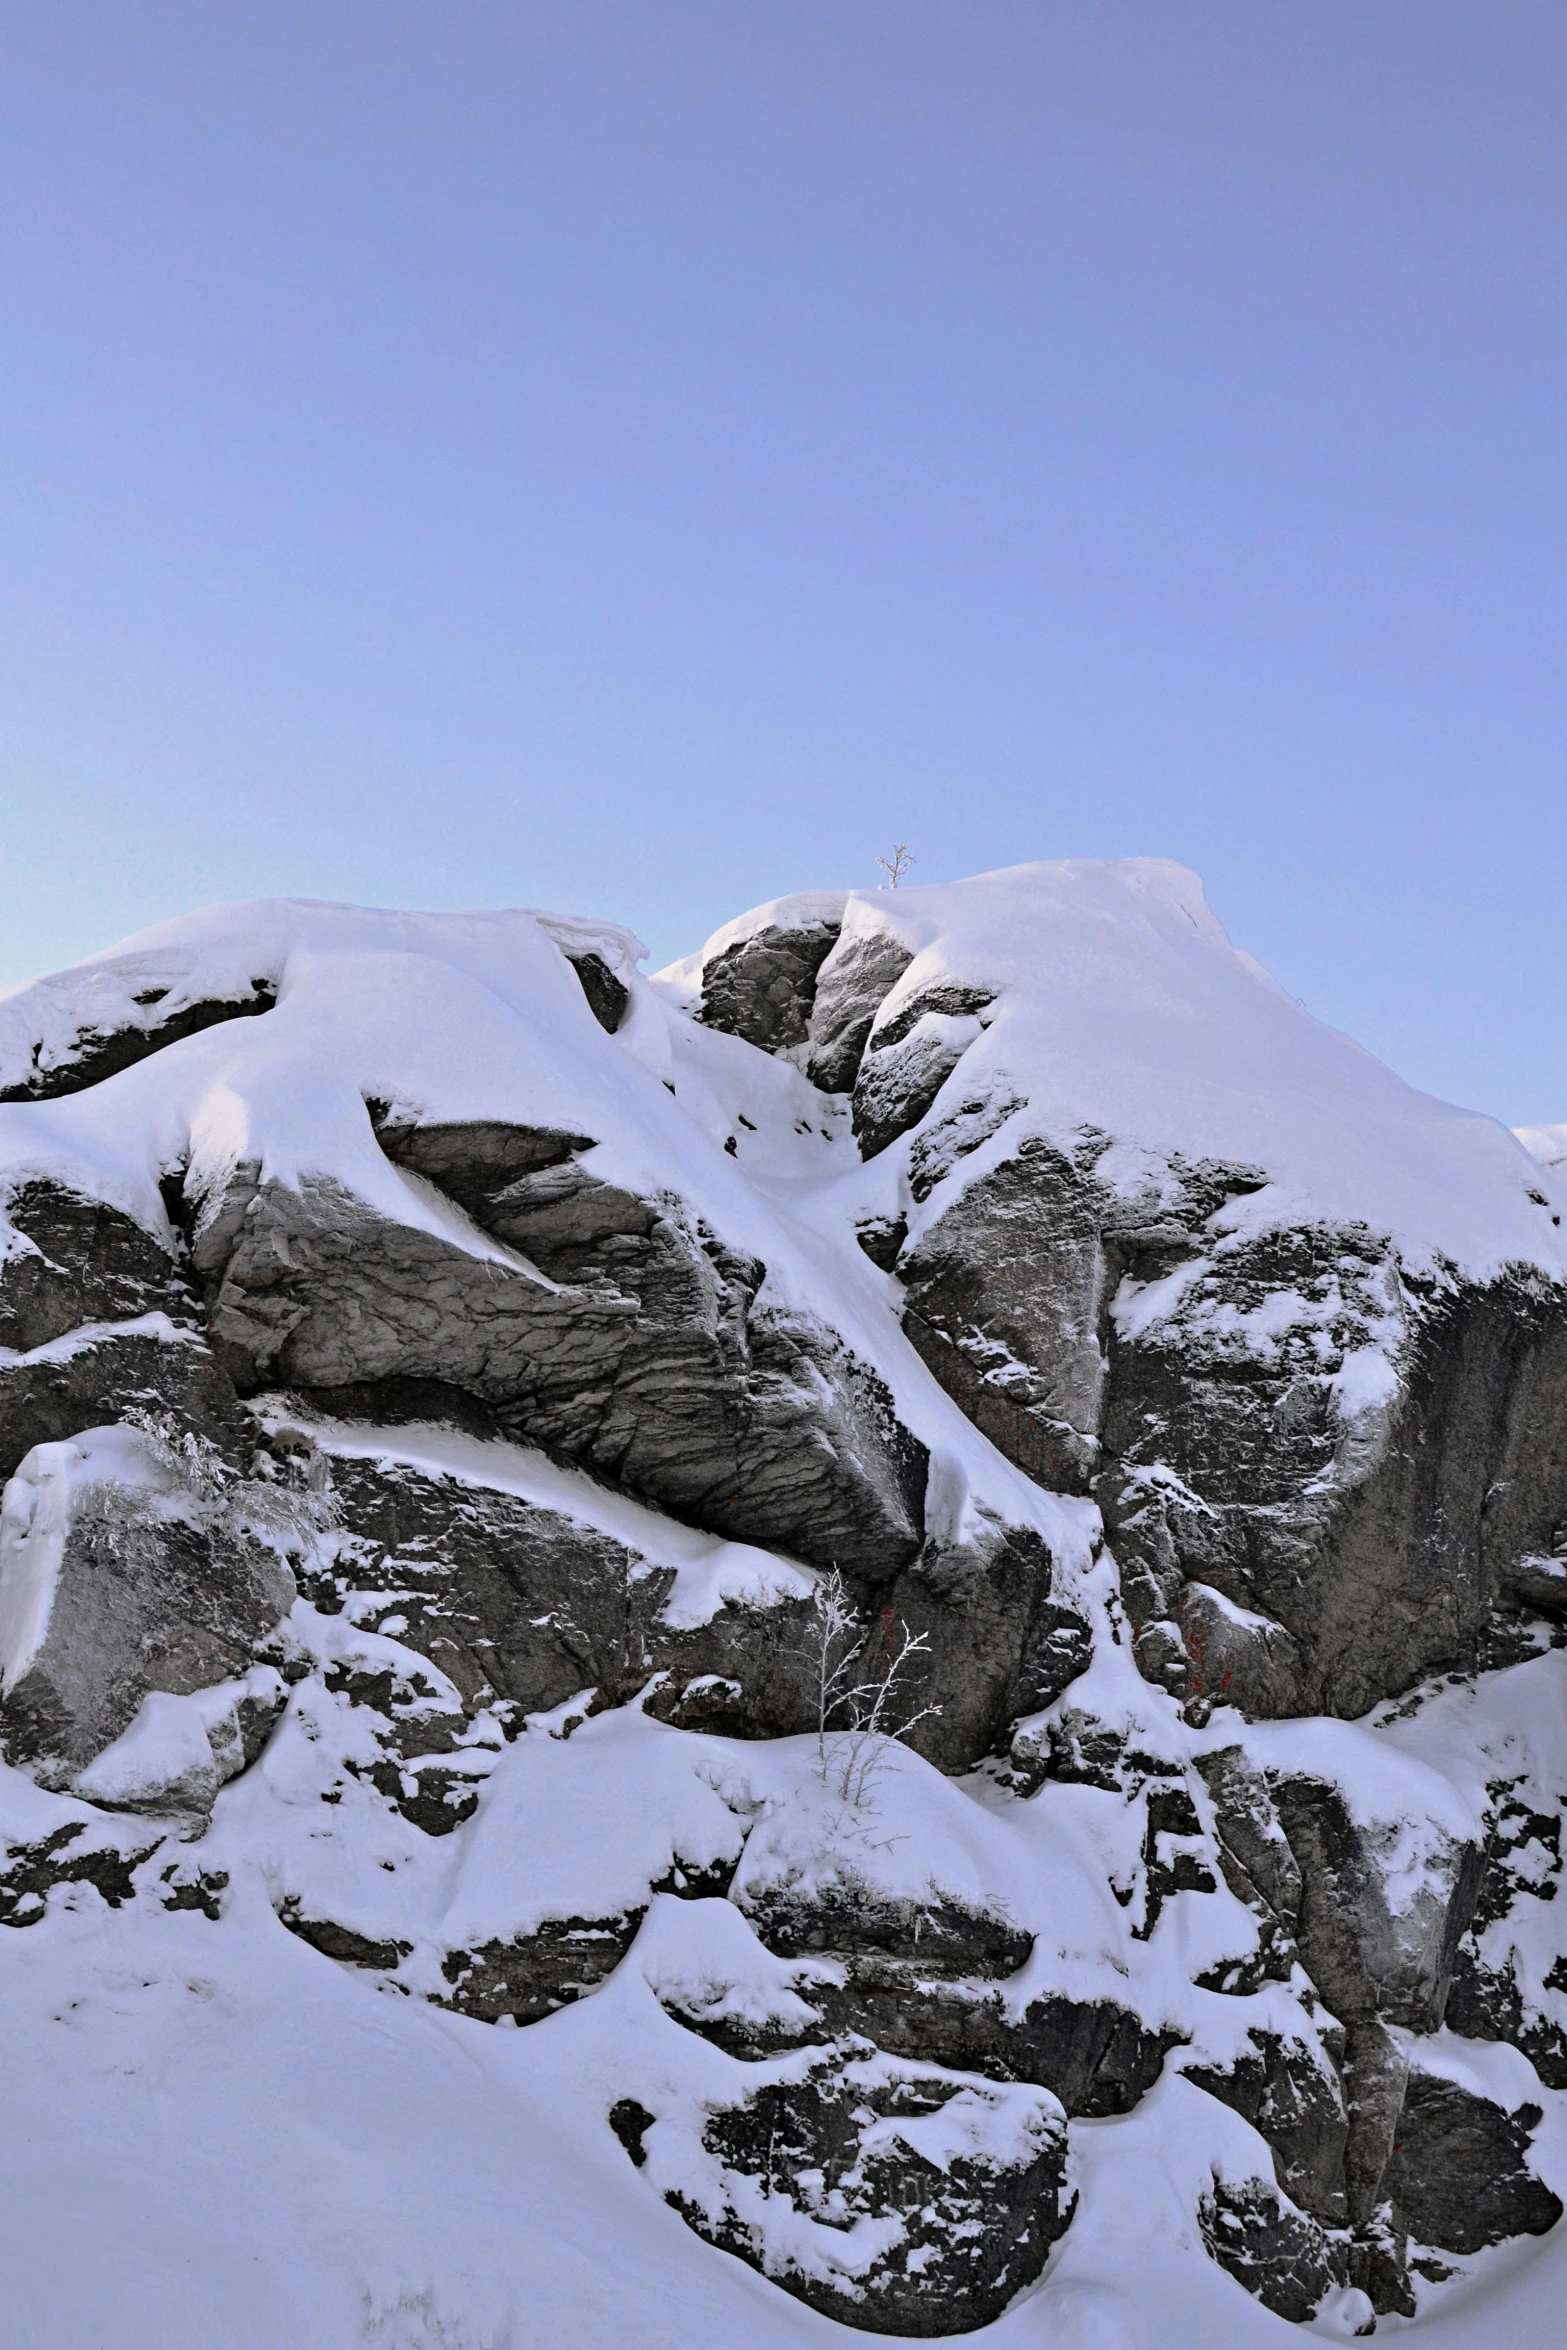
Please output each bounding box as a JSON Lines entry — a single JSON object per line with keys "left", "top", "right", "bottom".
{"left": 0, "top": 868, "right": 1559, "bottom": 1296}
{"left": 0, "top": 870, "right": 1564, "bottom": 2343}
{"left": 1517, "top": 1123, "right": 1567, "bottom": 1173}
{"left": 4, "top": 1631, "right": 1567, "bottom": 2345}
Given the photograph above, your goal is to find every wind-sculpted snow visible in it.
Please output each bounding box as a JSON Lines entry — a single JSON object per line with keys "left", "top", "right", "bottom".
{"left": 0, "top": 864, "right": 1563, "bottom": 2344}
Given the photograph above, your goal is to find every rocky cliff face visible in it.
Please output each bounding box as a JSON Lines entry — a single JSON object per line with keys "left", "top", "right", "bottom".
{"left": 1, "top": 868, "right": 1565, "bottom": 2345}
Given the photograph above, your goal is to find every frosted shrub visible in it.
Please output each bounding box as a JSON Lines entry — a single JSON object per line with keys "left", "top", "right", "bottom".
{"left": 119, "top": 1406, "right": 337, "bottom": 1543}
{"left": 803, "top": 1567, "right": 940, "bottom": 1809}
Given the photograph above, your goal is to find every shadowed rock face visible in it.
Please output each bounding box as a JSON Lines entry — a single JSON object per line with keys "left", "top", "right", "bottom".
{"left": 1193, "top": 1744, "right": 1482, "bottom": 2235}
{"left": 1193, "top": 2062, "right": 1560, "bottom": 2319}
{"left": 292, "top": 1442, "right": 824, "bottom": 1738}
{"left": 851, "top": 987, "right": 997, "bottom": 1161}
{"left": 876, "top": 1522, "right": 1093, "bottom": 1772}
{"left": 900, "top": 1140, "right": 1111, "bottom": 1493}
{"left": 1382, "top": 2068, "right": 1562, "bottom": 2252}
{"left": 189, "top": 1124, "right": 929, "bottom": 1582}
{"left": 697, "top": 921, "right": 844, "bottom": 1055}
{"left": 1106, "top": 1250, "right": 1567, "bottom": 1719}
{"left": 1268, "top": 1776, "right": 1482, "bottom": 2040}
{"left": 0, "top": 1179, "right": 193, "bottom": 1353}
{"left": 806, "top": 928, "right": 916, "bottom": 1092}
{"left": 1181, "top": 1726, "right": 1562, "bottom": 2310}
{"left": 692, "top": 911, "right": 923, "bottom": 1100}
{"left": 294, "top": 1409, "right": 1090, "bottom": 1777}
{"left": 1185, "top": 2030, "right": 1350, "bottom": 2225}
{"left": 894, "top": 1129, "right": 1567, "bottom": 1718}
{"left": 667, "top": 1912, "right": 1178, "bottom": 2123}
{"left": 0, "top": 1321, "right": 248, "bottom": 1487}
{"left": 565, "top": 951, "right": 629, "bottom": 1033}
{"left": 1199, "top": 2174, "right": 1347, "bottom": 2325}
{"left": 0, "top": 1437, "right": 296, "bottom": 1780}
{"left": 0, "top": 1183, "right": 253, "bottom": 1489}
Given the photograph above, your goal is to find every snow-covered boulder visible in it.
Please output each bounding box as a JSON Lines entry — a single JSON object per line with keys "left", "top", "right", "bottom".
{"left": 0, "top": 1422, "right": 295, "bottom": 1784}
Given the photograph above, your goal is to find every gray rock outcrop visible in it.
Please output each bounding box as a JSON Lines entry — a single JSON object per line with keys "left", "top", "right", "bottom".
{"left": 186, "top": 1124, "right": 928, "bottom": 1583}
{"left": 890, "top": 1127, "right": 1567, "bottom": 1720}
{"left": 635, "top": 2048, "right": 1074, "bottom": 2335}
{"left": 0, "top": 1424, "right": 296, "bottom": 1782}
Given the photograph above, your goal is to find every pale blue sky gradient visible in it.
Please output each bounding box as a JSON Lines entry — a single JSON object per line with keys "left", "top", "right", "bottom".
{"left": 2, "top": 3, "right": 1564, "bottom": 1119}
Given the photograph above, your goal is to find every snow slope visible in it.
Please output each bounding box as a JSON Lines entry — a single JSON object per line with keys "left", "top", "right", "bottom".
{"left": 5, "top": 1647, "right": 1566, "bottom": 2347}
{"left": 666, "top": 861, "right": 1567, "bottom": 1280}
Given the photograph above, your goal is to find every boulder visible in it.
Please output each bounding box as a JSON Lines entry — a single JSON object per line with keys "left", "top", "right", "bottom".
{"left": 565, "top": 951, "right": 629, "bottom": 1034}
{"left": 0, "top": 1318, "right": 251, "bottom": 1486}
{"left": 1185, "top": 2028, "right": 1350, "bottom": 2225}
{"left": 1381, "top": 2064, "right": 1562, "bottom": 2254}
{"left": 899, "top": 1135, "right": 1109, "bottom": 1492}
{"left": 190, "top": 1134, "right": 929, "bottom": 1583}
{"left": 289, "top": 1436, "right": 824, "bottom": 1733}
{"left": 73, "top": 1668, "right": 287, "bottom": 1815}
{"left": 805, "top": 922, "right": 916, "bottom": 1092}
{"left": 897, "top": 1125, "right": 1567, "bottom": 1717}
{"left": 874, "top": 1518, "right": 1093, "bottom": 1770}
{"left": 686, "top": 892, "right": 927, "bottom": 1099}
{"left": 0, "top": 1424, "right": 297, "bottom": 1781}
{"left": 851, "top": 988, "right": 996, "bottom": 1160}
{"left": 1198, "top": 2174, "right": 1348, "bottom": 2325}
{"left": 0, "top": 1178, "right": 192, "bottom": 1352}
{"left": 697, "top": 914, "right": 845, "bottom": 1056}
{"left": 1268, "top": 1772, "right": 1481, "bottom": 2037}
{"left": 637, "top": 2045, "right": 1073, "bottom": 2336}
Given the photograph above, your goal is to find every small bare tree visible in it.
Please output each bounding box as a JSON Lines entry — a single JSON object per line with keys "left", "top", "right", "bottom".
{"left": 802, "top": 1568, "right": 940, "bottom": 1809}
{"left": 876, "top": 842, "right": 915, "bottom": 889}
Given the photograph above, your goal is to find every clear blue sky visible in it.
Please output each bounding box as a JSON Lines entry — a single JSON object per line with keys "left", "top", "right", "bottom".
{"left": 2, "top": 3, "right": 1563, "bottom": 1121}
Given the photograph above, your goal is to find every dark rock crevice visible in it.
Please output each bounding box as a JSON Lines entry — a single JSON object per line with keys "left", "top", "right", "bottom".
{"left": 566, "top": 952, "right": 630, "bottom": 1033}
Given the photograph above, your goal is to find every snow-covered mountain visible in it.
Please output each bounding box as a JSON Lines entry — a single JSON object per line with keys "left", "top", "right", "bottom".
{"left": 1, "top": 860, "right": 1565, "bottom": 2346}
